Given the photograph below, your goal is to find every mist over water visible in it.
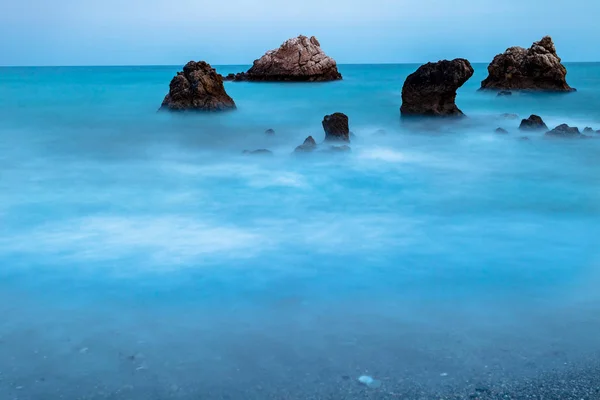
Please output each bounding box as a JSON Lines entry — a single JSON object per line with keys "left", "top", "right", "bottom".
{"left": 1, "top": 64, "right": 600, "bottom": 399}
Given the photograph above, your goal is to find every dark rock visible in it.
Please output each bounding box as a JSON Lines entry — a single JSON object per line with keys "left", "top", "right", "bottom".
{"left": 294, "top": 136, "right": 317, "bottom": 153}
{"left": 497, "top": 91, "right": 512, "bottom": 96}
{"left": 519, "top": 115, "right": 548, "bottom": 130}
{"left": 583, "top": 127, "right": 594, "bottom": 133}
{"left": 226, "top": 36, "right": 342, "bottom": 82}
{"left": 519, "top": 136, "right": 531, "bottom": 141}
{"left": 481, "top": 36, "right": 574, "bottom": 91}
{"left": 322, "top": 113, "right": 350, "bottom": 142}
{"left": 501, "top": 113, "right": 519, "bottom": 120}
{"left": 328, "top": 145, "right": 352, "bottom": 152}
{"left": 545, "top": 124, "right": 581, "bottom": 138}
{"left": 161, "top": 61, "right": 236, "bottom": 112}
{"left": 265, "top": 128, "right": 275, "bottom": 136}
{"left": 161, "top": 61, "right": 236, "bottom": 111}
{"left": 495, "top": 127, "right": 509, "bottom": 134}
{"left": 400, "top": 59, "right": 474, "bottom": 117}
{"left": 242, "top": 149, "right": 273, "bottom": 155}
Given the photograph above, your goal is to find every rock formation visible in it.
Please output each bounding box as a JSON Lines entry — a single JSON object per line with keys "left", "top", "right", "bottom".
{"left": 265, "top": 129, "right": 275, "bottom": 136}
{"left": 328, "top": 145, "right": 352, "bottom": 152}
{"left": 519, "top": 115, "right": 548, "bottom": 130}
{"left": 161, "top": 61, "right": 236, "bottom": 111}
{"left": 400, "top": 59, "right": 474, "bottom": 117}
{"left": 294, "top": 136, "right": 317, "bottom": 153}
{"left": 243, "top": 149, "right": 273, "bottom": 155}
{"left": 322, "top": 113, "right": 350, "bottom": 142}
{"left": 545, "top": 124, "right": 581, "bottom": 138}
{"left": 583, "top": 127, "right": 594, "bottom": 133}
{"left": 495, "top": 128, "right": 508, "bottom": 134}
{"left": 481, "top": 36, "right": 574, "bottom": 91}
{"left": 224, "top": 36, "right": 342, "bottom": 82}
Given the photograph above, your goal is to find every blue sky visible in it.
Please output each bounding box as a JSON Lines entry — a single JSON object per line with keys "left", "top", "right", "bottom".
{"left": 1, "top": 0, "right": 597, "bottom": 66}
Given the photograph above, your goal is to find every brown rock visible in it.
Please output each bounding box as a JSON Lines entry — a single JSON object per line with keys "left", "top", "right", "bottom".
{"left": 294, "top": 136, "right": 317, "bottom": 153}
{"left": 400, "top": 59, "right": 474, "bottom": 117}
{"left": 226, "top": 36, "right": 342, "bottom": 82}
{"left": 519, "top": 115, "right": 548, "bottom": 130}
{"left": 545, "top": 124, "right": 581, "bottom": 138}
{"left": 322, "top": 113, "right": 350, "bottom": 142}
{"left": 481, "top": 36, "right": 574, "bottom": 92}
{"left": 161, "top": 61, "right": 236, "bottom": 111}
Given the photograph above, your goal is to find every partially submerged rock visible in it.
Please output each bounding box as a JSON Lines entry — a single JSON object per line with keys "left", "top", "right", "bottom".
{"left": 495, "top": 127, "right": 509, "bottom": 134}
{"left": 400, "top": 59, "right": 474, "bottom": 117}
{"left": 583, "top": 127, "right": 594, "bottom": 133}
{"left": 294, "top": 136, "right": 317, "bottom": 153}
{"left": 497, "top": 91, "right": 512, "bottom": 96}
{"left": 328, "top": 145, "right": 352, "bottom": 152}
{"left": 501, "top": 113, "right": 519, "bottom": 120}
{"left": 243, "top": 149, "right": 273, "bottom": 155}
{"left": 161, "top": 61, "right": 236, "bottom": 111}
{"left": 545, "top": 124, "right": 581, "bottom": 138}
{"left": 265, "top": 128, "right": 275, "bottom": 136}
{"left": 224, "top": 35, "right": 342, "bottom": 82}
{"left": 322, "top": 113, "right": 350, "bottom": 142}
{"left": 481, "top": 36, "right": 574, "bottom": 91}
{"left": 519, "top": 115, "right": 548, "bottom": 130}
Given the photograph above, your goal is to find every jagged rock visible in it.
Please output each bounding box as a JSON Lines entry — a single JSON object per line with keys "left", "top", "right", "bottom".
{"left": 495, "top": 127, "right": 509, "bottom": 134}
{"left": 545, "top": 124, "right": 581, "bottom": 138}
{"left": 481, "top": 36, "right": 574, "bottom": 91}
{"left": 160, "top": 61, "right": 236, "bottom": 111}
{"left": 497, "top": 91, "right": 512, "bottom": 96}
{"left": 265, "top": 128, "right": 275, "bottom": 136}
{"left": 583, "top": 127, "right": 594, "bottom": 133}
{"left": 294, "top": 136, "right": 317, "bottom": 153}
{"left": 519, "top": 115, "right": 548, "bottom": 130}
{"left": 400, "top": 59, "right": 474, "bottom": 117}
{"left": 243, "top": 149, "right": 273, "bottom": 155}
{"left": 322, "top": 113, "right": 350, "bottom": 142}
{"left": 225, "top": 36, "right": 342, "bottom": 82}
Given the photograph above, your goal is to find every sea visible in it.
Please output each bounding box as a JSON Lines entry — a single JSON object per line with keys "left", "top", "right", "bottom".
{"left": 0, "top": 63, "right": 599, "bottom": 399}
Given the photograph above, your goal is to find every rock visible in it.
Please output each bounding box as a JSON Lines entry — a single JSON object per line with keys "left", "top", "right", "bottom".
{"left": 243, "top": 149, "right": 273, "bottom": 155}
{"left": 358, "top": 375, "right": 382, "bottom": 389}
{"left": 519, "top": 136, "right": 531, "bottom": 141}
{"left": 328, "top": 145, "right": 352, "bottom": 152}
{"left": 265, "top": 128, "right": 275, "bottom": 136}
{"left": 519, "top": 115, "right": 548, "bottom": 130}
{"left": 160, "top": 61, "right": 236, "bottom": 111}
{"left": 583, "top": 127, "right": 594, "bottom": 133}
{"left": 501, "top": 113, "right": 519, "bottom": 120}
{"left": 495, "top": 127, "right": 509, "bottom": 134}
{"left": 497, "top": 91, "right": 512, "bottom": 96}
{"left": 481, "top": 36, "right": 574, "bottom": 91}
{"left": 400, "top": 59, "right": 474, "bottom": 117}
{"left": 226, "top": 36, "right": 342, "bottom": 82}
{"left": 294, "top": 136, "right": 317, "bottom": 153}
{"left": 545, "top": 124, "right": 581, "bottom": 138}
{"left": 322, "top": 113, "right": 350, "bottom": 142}
{"left": 373, "top": 129, "right": 387, "bottom": 136}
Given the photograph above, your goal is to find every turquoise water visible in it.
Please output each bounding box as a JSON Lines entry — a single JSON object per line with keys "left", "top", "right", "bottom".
{"left": 1, "top": 64, "right": 600, "bottom": 399}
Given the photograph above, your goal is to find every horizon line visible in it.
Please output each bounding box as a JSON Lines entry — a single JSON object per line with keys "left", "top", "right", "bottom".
{"left": 1, "top": 61, "right": 599, "bottom": 68}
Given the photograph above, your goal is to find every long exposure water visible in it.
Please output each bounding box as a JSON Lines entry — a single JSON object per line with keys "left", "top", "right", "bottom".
{"left": 1, "top": 64, "right": 600, "bottom": 399}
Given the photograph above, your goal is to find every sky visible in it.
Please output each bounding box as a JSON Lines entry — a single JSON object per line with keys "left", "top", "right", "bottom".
{"left": 1, "top": 0, "right": 598, "bottom": 66}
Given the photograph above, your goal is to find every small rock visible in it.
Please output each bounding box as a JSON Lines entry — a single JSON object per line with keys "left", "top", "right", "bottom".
{"left": 495, "top": 127, "right": 508, "bottom": 134}
{"left": 583, "top": 127, "right": 594, "bottom": 133}
{"left": 501, "top": 113, "right": 519, "bottom": 120}
{"left": 242, "top": 149, "right": 273, "bottom": 155}
{"left": 373, "top": 129, "right": 387, "bottom": 136}
{"left": 519, "top": 136, "right": 531, "bottom": 141}
{"left": 294, "top": 136, "right": 317, "bottom": 153}
{"left": 497, "top": 91, "right": 512, "bottom": 96}
{"left": 322, "top": 113, "right": 350, "bottom": 142}
{"left": 328, "top": 145, "right": 351, "bottom": 152}
{"left": 265, "top": 128, "right": 275, "bottom": 136}
{"left": 545, "top": 124, "right": 581, "bottom": 138}
{"left": 519, "top": 115, "right": 548, "bottom": 130}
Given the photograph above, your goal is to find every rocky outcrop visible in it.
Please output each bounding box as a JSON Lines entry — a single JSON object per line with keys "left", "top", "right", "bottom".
{"left": 224, "top": 36, "right": 342, "bottom": 82}
{"left": 322, "top": 113, "right": 350, "bottom": 142}
{"left": 545, "top": 124, "right": 581, "bottom": 138}
{"left": 243, "top": 149, "right": 273, "bottom": 155}
{"left": 495, "top": 128, "right": 508, "bottom": 134}
{"left": 481, "top": 36, "right": 574, "bottom": 91}
{"left": 328, "top": 145, "right": 352, "bottom": 152}
{"left": 400, "top": 59, "right": 474, "bottom": 117}
{"left": 161, "top": 61, "right": 236, "bottom": 111}
{"left": 519, "top": 115, "right": 548, "bottom": 130}
{"left": 294, "top": 136, "right": 317, "bottom": 153}
{"left": 583, "top": 127, "right": 594, "bottom": 133}
{"left": 265, "top": 129, "right": 275, "bottom": 136}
